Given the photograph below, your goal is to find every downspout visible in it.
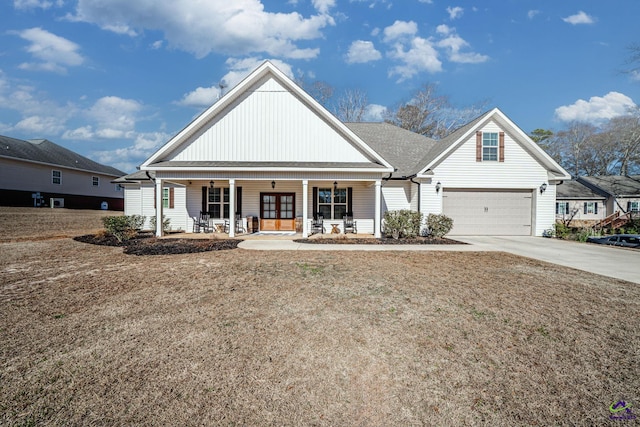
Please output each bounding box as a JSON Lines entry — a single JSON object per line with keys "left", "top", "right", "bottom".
{"left": 410, "top": 175, "right": 420, "bottom": 212}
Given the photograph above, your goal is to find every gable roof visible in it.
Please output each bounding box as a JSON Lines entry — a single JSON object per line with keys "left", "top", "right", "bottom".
{"left": 0, "top": 134, "right": 125, "bottom": 177}
{"left": 414, "top": 108, "right": 570, "bottom": 179}
{"left": 345, "top": 122, "right": 437, "bottom": 178}
{"left": 556, "top": 180, "right": 606, "bottom": 200}
{"left": 141, "top": 61, "right": 393, "bottom": 173}
{"left": 577, "top": 175, "right": 640, "bottom": 197}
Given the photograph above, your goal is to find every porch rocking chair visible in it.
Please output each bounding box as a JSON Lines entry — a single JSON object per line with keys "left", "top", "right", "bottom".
{"left": 193, "top": 211, "right": 212, "bottom": 233}
{"left": 343, "top": 213, "right": 357, "bottom": 234}
{"left": 311, "top": 213, "right": 324, "bottom": 234}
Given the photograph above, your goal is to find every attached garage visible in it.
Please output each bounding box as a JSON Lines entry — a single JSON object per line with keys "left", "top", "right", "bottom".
{"left": 443, "top": 189, "right": 533, "bottom": 235}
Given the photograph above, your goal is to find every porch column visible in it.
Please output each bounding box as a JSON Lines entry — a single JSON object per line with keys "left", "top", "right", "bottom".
{"left": 155, "top": 178, "right": 163, "bottom": 237}
{"left": 302, "top": 180, "right": 309, "bottom": 238}
{"left": 374, "top": 179, "right": 382, "bottom": 238}
{"left": 229, "top": 179, "right": 235, "bottom": 238}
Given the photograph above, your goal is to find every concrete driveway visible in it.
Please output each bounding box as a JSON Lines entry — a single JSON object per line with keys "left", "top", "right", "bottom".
{"left": 454, "top": 236, "right": 639, "bottom": 284}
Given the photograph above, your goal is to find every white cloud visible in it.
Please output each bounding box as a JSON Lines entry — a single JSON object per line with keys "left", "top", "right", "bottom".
{"left": 436, "top": 24, "right": 452, "bottom": 35}
{"left": 383, "top": 20, "right": 418, "bottom": 42}
{"left": 437, "top": 33, "right": 489, "bottom": 64}
{"left": 312, "top": 0, "right": 335, "bottom": 14}
{"left": 555, "top": 92, "right": 636, "bottom": 124}
{"left": 69, "top": 0, "right": 335, "bottom": 59}
{"left": 363, "top": 104, "right": 386, "bottom": 121}
{"left": 13, "top": 0, "right": 60, "bottom": 10}
{"left": 177, "top": 86, "right": 221, "bottom": 108}
{"left": 88, "top": 96, "right": 142, "bottom": 136}
{"left": 91, "top": 131, "right": 170, "bottom": 173}
{"left": 446, "top": 6, "right": 463, "bottom": 20}
{"left": 527, "top": 10, "right": 540, "bottom": 20}
{"left": 387, "top": 37, "right": 442, "bottom": 81}
{"left": 562, "top": 11, "right": 595, "bottom": 25}
{"left": 150, "top": 40, "right": 163, "bottom": 50}
{"left": 14, "top": 115, "right": 66, "bottom": 135}
{"left": 345, "top": 40, "right": 382, "bottom": 64}
{"left": 14, "top": 27, "right": 84, "bottom": 74}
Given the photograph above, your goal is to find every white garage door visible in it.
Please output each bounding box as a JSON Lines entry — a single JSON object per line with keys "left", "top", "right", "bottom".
{"left": 442, "top": 189, "right": 533, "bottom": 236}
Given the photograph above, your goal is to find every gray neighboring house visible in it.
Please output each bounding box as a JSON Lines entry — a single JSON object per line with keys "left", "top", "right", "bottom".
{"left": 555, "top": 180, "right": 606, "bottom": 226}
{"left": 575, "top": 175, "right": 640, "bottom": 227}
{"left": 0, "top": 135, "right": 126, "bottom": 210}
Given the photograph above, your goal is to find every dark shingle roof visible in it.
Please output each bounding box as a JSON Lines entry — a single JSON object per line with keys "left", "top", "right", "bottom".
{"left": 578, "top": 175, "right": 640, "bottom": 197}
{"left": 345, "top": 122, "right": 437, "bottom": 177}
{"left": 0, "top": 135, "right": 125, "bottom": 177}
{"left": 556, "top": 180, "right": 606, "bottom": 199}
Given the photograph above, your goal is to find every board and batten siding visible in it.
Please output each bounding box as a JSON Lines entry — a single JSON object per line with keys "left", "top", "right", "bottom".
{"left": 421, "top": 121, "right": 556, "bottom": 236}
{"left": 167, "top": 77, "right": 371, "bottom": 164}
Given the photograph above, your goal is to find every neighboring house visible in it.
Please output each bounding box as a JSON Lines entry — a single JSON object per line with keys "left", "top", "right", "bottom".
{"left": 117, "top": 61, "right": 570, "bottom": 237}
{"left": 555, "top": 180, "right": 606, "bottom": 226}
{"left": 0, "top": 135, "right": 126, "bottom": 210}
{"left": 576, "top": 175, "right": 640, "bottom": 227}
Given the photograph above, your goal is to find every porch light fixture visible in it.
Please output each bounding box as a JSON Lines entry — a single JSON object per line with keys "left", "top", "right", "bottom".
{"left": 209, "top": 180, "right": 214, "bottom": 189}
{"left": 271, "top": 180, "right": 276, "bottom": 189}
{"left": 333, "top": 181, "right": 338, "bottom": 192}
{"left": 540, "top": 183, "right": 547, "bottom": 194}
{"left": 435, "top": 181, "right": 441, "bottom": 193}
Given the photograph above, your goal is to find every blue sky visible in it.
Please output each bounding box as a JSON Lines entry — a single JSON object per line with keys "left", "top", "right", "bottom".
{"left": 1, "top": 0, "right": 639, "bottom": 173}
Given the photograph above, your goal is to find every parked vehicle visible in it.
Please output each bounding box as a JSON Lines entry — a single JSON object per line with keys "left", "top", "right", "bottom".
{"left": 586, "top": 234, "right": 640, "bottom": 248}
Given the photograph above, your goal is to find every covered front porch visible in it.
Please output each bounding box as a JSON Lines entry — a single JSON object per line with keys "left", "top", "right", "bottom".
{"left": 152, "top": 176, "right": 384, "bottom": 238}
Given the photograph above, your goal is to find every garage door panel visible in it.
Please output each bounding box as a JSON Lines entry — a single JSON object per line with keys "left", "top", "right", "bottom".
{"left": 443, "top": 190, "right": 532, "bottom": 236}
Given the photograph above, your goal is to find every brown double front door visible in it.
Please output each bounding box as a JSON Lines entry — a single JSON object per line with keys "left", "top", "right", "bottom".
{"left": 260, "top": 193, "right": 295, "bottom": 231}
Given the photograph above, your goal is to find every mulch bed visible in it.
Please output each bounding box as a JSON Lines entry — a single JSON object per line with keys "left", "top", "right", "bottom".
{"left": 73, "top": 233, "right": 241, "bottom": 255}
{"left": 294, "top": 236, "right": 465, "bottom": 244}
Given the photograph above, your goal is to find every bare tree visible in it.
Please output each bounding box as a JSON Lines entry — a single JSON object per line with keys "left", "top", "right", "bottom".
{"left": 385, "top": 83, "right": 486, "bottom": 139}
{"left": 554, "top": 122, "right": 598, "bottom": 177}
{"left": 602, "top": 110, "right": 640, "bottom": 175}
{"left": 334, "top": 88, "right": 368, "bottom": 122}
{"left": 295, "top": 78, "right": 335, "bottom": 108}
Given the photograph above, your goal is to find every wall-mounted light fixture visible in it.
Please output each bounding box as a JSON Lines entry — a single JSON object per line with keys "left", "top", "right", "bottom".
{"left": 209, "top": 180, "right": 215, "bottom": 189}
{"left": 540, "top": 183, "right": 548, "bottom": 194}
{"left": 435, "top": 181, "right": 441, "bottom": 193}
{"left": 271, "top": 180, "right": 276, "bottom": 189}
{"left": 333, "top": 181, "right": 338, "bottom": 192}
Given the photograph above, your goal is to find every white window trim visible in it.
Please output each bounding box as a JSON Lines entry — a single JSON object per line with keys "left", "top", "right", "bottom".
{"left": 482, "top": 132, "right": 498, "bottom": 161}
{"left": 318, "top": 187, "right": 348, "bottom": 220}
{"left": 92, "top": 176, "right": 100, "bottom": 186}
{"left": 208, "top": 187, "right": 230, "bottom": 219}
{"left": 630, "top": 201, "right": 640, "bottom": 213}
{"left": 162, "top": 188, "right": 170, "bottom": 209}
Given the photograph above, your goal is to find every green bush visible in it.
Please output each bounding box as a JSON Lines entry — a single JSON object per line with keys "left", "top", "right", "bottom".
{"left": 554, "top": 222, "right": 571, "bottom": 239}
{"left": 426, "top": 213, "right": 454, "bottom": 238}
{"left": 149, "top": 215, "right": 171, "bottom": 232}
{"left": 383, "top": 210, "right": 423, "bottom": 239}
{"left": 102, "top": 215, "right": 145, "bottom": 242}
{"left": 575, "top": 228, "right": 594, "bottom": 242}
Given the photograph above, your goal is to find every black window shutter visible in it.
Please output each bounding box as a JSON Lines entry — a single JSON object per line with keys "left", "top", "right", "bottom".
{"left": 347, "top": 187, "right": 353, "bottom": 215}
{"left": 628, "top": 201, "right": 631, "bottom": 212}
{"left": 584, "top": 202, "right": 587, "bottom": 214}
{"left": 201, "top": 186, "right": 207, "bottom": 213}
{"left": 555, "top": 203, "right": 559, "bottom": 215}
{"left": 594, "top": 202, "right": 597, "bottom": 214}
{"left": 312, "top": 187, "right": 318, "bottom": 218}
{"left": 236, "top": 187, "right": 242, "bottom": 216}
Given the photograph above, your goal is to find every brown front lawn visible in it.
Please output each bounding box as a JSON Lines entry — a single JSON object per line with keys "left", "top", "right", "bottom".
{"left": 0, "top": 207, "right": 638, "bottom": 425}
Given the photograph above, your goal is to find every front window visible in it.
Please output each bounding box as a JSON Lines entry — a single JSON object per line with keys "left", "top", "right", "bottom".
{"left": 318, "top": 188, "right": 348, "bottom": 219}
{"left": 630, "top": 201, "right": 640, "bottom": 213}
{"left": 92, "top": 176, "right": 99, "bottom": 186}
{"left": 584, "top": 202, "right": 597, "bottom": 214}
{"left": 556, "top": 202, "right": 569, "bottom": 215}
{"left": 208, "top": 187, "right": 230, "bottom": 219}
{"left": 162, "top": 188, "right": 170, "bottom": 208}
{"left": 482, "top": 132, "right": 498, "bottom": 161}
{"left": 52, "top": 170, "right": 61, "bottom": 185}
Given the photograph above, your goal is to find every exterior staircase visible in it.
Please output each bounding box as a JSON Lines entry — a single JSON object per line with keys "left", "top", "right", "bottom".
{"left": 595, "top": 211, "right": 633, "bottom": 230}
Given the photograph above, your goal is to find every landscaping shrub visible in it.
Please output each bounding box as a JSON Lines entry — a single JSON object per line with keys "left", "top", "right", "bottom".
{"left": 383, "top": 210, "right": 423, "bottom": 239}
{"left": 149, "top": 215, "right": 171, "bottom": 233}
{"left": 426, "top": 213, "right": 454, "bottom": 238}
{"left": 554, "top": 222, "right": 572, "bottom": 239}
{"left": 102, "top": 215, "right": 145, "bottom": 242}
